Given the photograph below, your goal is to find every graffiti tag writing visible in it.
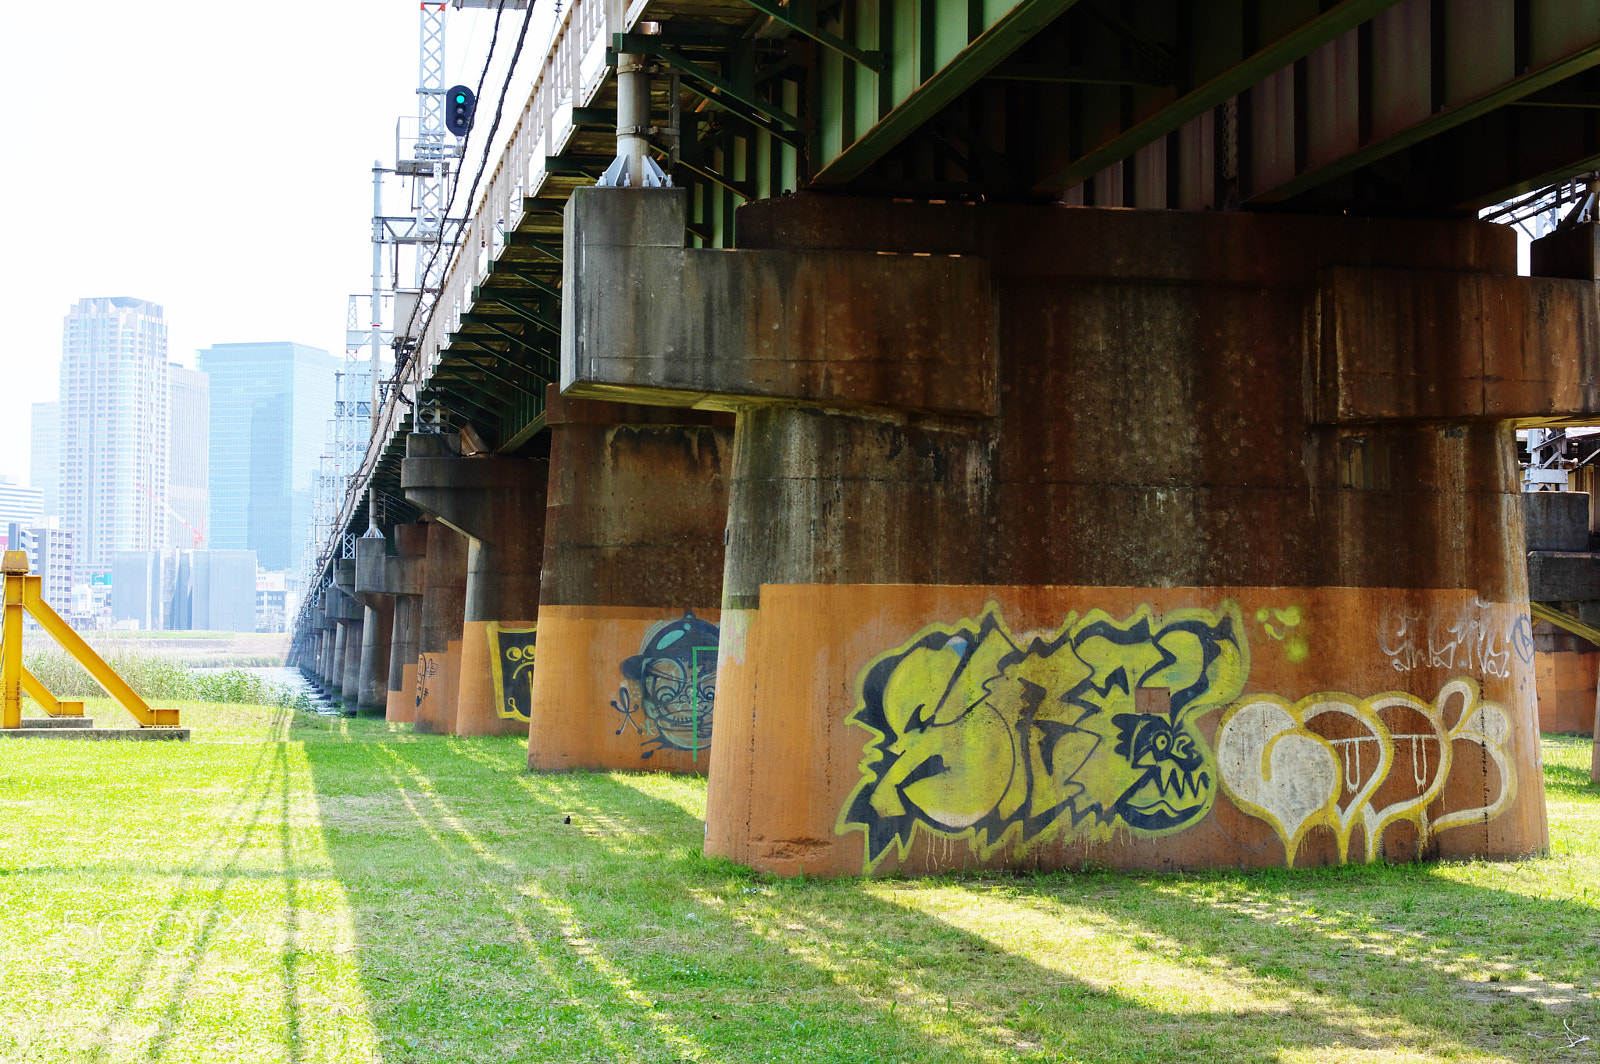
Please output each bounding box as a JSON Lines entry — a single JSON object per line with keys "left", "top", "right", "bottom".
{"left": 1216, "top": 678, "right": 1514, "bottom": 866}
{"left": 1376, "top": 600, "right": 1513, "bottom": 678}
{"left": 838, "top": 602, "right": 1249, "bottom": 870}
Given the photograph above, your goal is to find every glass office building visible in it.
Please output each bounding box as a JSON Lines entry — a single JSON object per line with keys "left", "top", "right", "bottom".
{"left": 196, "top": 342, "right": 338, "bottom": 573}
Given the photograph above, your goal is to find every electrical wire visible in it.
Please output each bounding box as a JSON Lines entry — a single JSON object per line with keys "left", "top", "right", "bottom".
{"left": 398, "top": 0, "right": 537, "bottom": 366}
{"left": 302, "top": 0, "right": 539, "bottom": 618}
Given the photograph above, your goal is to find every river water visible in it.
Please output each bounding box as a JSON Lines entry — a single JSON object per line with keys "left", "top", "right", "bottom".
{"left": 198, "top": 665, "right": 346, "bottom": 716}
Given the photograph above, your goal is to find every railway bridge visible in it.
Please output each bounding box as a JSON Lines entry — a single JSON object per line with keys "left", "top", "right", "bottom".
{"left": 295, "top": 0, "right": 1600, "bottom": 874}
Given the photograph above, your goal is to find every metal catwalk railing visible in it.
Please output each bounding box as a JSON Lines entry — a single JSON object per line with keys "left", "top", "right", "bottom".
{"left": 301, "top": 0, "right": 632, "bottom": 621}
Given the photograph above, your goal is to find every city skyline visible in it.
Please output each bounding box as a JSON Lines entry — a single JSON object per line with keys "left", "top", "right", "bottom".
{"left": 0, "top": 2, "right": 546, "bottom": 489}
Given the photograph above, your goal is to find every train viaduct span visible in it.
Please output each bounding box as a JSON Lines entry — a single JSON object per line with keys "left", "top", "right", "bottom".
{"left": 295, "top": 0, "right": 1600, "bottom": 875}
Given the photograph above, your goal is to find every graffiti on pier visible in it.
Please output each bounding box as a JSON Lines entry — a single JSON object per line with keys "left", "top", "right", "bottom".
{"left": 1377, "top": 599, "right": 1514, "bottom": 678}
{"left": 1216, "top": 678, "right": 1514, "bottom": 866}
{"left": 837, "top": 602, "right": 1249, "bottom": 870}
{"left": 489, "top": 623, "right": 538, "bottom": 722}
{"left": 611, "top": 611, "right": 718, "bottom": 758}
{"left": 1255, "top": 605, "right": 1308, "bottom": 663}
{"left": 415, "top": 653, "right": 440, "bottom": 711}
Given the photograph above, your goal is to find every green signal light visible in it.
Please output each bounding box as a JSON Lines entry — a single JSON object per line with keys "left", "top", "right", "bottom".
{"left": 454, "top": 94, "right": 467, "bottom": 104}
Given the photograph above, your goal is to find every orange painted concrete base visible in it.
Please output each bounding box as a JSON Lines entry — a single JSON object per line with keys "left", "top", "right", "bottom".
{"left": 528, "top": 605, "right": 719, "bottom": 775}
{"left": 387, "top": 662, "right": 417, "bottom": 724}
{"left": 456, "top": 619, "right": 534, "bottom": 737}
{"left": 704, "top": 584, "right": 1547, "bottom": 876}
{"left": 1532, "top": 650, "right": 1598, "bottom": 734}
{"left": 414, "top": 641, "right": 460, "bottom": 734}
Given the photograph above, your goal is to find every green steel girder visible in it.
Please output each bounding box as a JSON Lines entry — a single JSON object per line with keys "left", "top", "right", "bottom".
{"left": 811, "top": 0, "right": 1085, "bottom": 185}
{"left": 501, "top": 268, "right": 562, "bottom": 302}
{"left": 425, "top": 384, "right": 504, "bottom": 425}
{"left": 454, "top": 355, "right": 547, "bottom": 399}
{"left": 1253, "top": 36, "right": 1600, "bottom": 205}
{"left": 1032, "top": 0, "right": 1405, "bottom": 192}
{"left": 616, "top": 33, "right": 801, "bottom": 131}
{"left": 738, "top": 0, "right": 886, "bottom": 72}
{"left": 488, "top": 296, "right": 560, "bottom": 336}
{"left": 503, "top": 230, "right": 565, "bottom": 261}
{"left": 677, "top": 78, "right": 804, "bottom": 149}
{"left": 453, "top": 336, "right": 561, "bottom": 381}
{"left": 472, "top": 317, "right": 541, "bottom": 352}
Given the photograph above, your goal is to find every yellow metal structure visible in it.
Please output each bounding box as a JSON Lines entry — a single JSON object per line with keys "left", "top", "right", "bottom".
{"left": 0, "top": 550, "right": 179, "bottom": 729}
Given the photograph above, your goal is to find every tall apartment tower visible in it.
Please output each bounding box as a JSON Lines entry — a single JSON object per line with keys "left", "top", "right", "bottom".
{"left": 196, "top": 342, "right": 338, "bottom": 573}
{"left": 59, "top": 297, "right": 170, "bottom": 576}
{"left": 167, "top": 364, "right": 210, "bottom": 548}
{"left": 30, "top": 401, "right": 60, "bottom": 516}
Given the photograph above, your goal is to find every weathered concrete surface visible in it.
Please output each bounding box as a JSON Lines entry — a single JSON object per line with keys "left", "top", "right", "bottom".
{"left": 563, "top": 190, "right": 1548, "bottom": 876}
{"left": 411, "top": 511, "right": 468, "bottom": 735}
{"left": 1525, "top": 492, "right": 1591, "bottom": 553}
{"left": 562, "top": 187, "right": 994, "bottom": 417}
{"left": 1528, "top": 553, "right": 1600, "bottom": 601}
{"left": 382, "top": 523, "right": 429, "bottom": 723}
{"left": 353, "top": 538, "right": 393, "bottom": 716}
{"left": 402, "top": 433, "right": 548, "bottom": 737}
{"left": 527, "top": 387, "right": 732, "bottom": 774}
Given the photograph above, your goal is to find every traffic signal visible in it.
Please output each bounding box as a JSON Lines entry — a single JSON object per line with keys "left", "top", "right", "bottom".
{"left": 445, "top": 85, "right": 477, "bottom": 136}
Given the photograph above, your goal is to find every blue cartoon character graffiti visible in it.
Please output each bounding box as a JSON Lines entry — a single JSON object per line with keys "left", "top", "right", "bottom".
{"left": 612, "top": 611, "right": 719, "bottom": 757}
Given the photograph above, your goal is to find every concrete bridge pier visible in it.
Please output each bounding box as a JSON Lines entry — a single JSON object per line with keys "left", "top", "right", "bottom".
{"left": 525, "top": 387, "right": 733, "bottom": 773}
{"left": 402, "top": 433, "right": 548, "bottom": 737}
{"left": 405, "top": 509, "right": 470, "bottom": 734}
{"left": 353, "top": 537, "right": 395, "bottom": 716}
{"left": 381, "top": 523, "right": 429, "bottom": 723}
{"left": 335, "top": 560, "right": 363, "bottom": 713}
{"left": 561, "top": 187, "right": 1554, "bottom": 875}
{"left": 322, "top": 591, "right": 345, "bottom": 698}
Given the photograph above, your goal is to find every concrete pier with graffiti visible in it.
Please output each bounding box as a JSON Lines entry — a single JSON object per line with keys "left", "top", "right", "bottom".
{"left": 559, "top": 189, "right": 1561, "bottom": 874}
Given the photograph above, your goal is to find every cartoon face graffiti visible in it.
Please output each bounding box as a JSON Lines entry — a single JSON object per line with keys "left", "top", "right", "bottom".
{"left": 1110, "top": 713, "right": 1211, "bottom": 830}
{"left": 611, "top": 611, "right": 719, "bottom": 757}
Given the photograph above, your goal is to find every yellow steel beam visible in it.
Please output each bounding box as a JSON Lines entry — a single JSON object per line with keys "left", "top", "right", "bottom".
{"left": 20, "top": 667, "right": 82, "bottom": 717}
{"left": 1, "top": 566, "right": 21, "bottom": 730}
{"left": 13, "top": 570, "right": 179, "bottom": 728}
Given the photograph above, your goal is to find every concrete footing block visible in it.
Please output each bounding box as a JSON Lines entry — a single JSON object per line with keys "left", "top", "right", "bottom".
{"left": 0, "top": 727, "right": 191, "bottom": 741}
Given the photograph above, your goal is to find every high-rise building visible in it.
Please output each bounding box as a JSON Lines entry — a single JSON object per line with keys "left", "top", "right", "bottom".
{"left": 0, "top": 476, "right": 43, "bottom": 528}
{"left": 6, "top": 524, "right": 75, "bottom": 614}
{"left": 167, "top": 364, "right": 210, "bottom": 549}
{"left": 196, "top": 342, "right": 338, "bottom": 573}
{"left": 59, "top": 297, "right": 169, "bottom": 576}
{"left": 30, "top": 402, "right": 60, "bottom": 516}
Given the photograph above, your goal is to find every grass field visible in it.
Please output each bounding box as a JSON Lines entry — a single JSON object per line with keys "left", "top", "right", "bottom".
{"left": 0, "top": 701, "right": 1595, "bottom": 1063}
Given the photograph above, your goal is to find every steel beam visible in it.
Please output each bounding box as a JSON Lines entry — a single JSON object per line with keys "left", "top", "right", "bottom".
{"left": 1033, "top": 0, "right": 1404, "bottom": 192}
{"left": 812, "top": 0, "right": 1084, "bottom": 186}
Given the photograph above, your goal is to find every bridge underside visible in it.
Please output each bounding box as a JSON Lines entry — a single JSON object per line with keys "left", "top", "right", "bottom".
{"left": 297, "top": 0, "right": 1600, "bottom": 874}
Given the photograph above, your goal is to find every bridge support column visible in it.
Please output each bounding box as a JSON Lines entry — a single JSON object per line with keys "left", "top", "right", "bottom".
{"left": 336, "top": 561, "right": 363, "bottom": 711}
{"left": 354, "top": 537, "right": 394, "bottom": 716}
{"left": 324, "top": 592, "right": 346, "bottom": 700}
{"left": 383, "top": 523, "right": 429, "bottom": 723}
{"left": 409, "top": 512, "right": 468, "bottom": 734}
{"left": 527, "top": 387, "right": 733, "bottom": 773}
{"left": 563, "top": 187, "right": 1552, "bottom": 874}
{"left": 403, "top": 433, "right": 548, "bottom": 736}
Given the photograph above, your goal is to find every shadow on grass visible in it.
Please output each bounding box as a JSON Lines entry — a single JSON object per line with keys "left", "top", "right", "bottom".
{"left": 82, "top": 707, "right": 311, "bottom": 1062}
{"left": 298, "top": 727, "right": 1600, "bottom": 1064}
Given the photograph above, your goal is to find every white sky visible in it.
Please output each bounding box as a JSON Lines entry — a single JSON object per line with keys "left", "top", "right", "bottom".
{"left": 0, "top": 0, "right": 553, "bottom": 487}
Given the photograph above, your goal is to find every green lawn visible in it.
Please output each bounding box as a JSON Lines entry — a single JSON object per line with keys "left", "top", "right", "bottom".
{"left": 0, "top": 702, "right": 1595, "bottom": 1063}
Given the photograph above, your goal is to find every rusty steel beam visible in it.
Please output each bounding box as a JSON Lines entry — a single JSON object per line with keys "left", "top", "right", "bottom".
{"left": 1253, "top": 5, "right": 1600, "bottom": 205}
{"left": 1033, "top": 0, "right": 1403, "bottom": 193}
